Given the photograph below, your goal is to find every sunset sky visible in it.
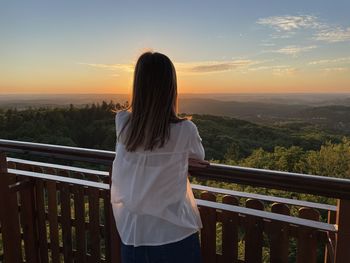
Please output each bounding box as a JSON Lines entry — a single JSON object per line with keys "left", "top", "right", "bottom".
{"left": 1, "top": 0, "right": 350, "bottom": 94}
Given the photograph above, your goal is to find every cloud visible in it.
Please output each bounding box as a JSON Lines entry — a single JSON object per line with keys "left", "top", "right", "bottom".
{"left": 309, "top": 57, "right": 350, "bottom": 65}
{"left": 175, "top": 60, "right": 256, "bottom": 74}
{"left": 249, "top": 65, "right": 289, "bottom": 71}
{"left": 272, "top": 67, "right": 297, "bottom": 76}
{"left": 276, "top": 45, "right": 317, "bottom": 55}
{"left": 257, "top": 15, "right": 321, "bottom": 31}
{"left": 266, "top": 45, "right": 317, "bottom": 56}
{"left": 78, "top": 62, "right": 133, "bottom": 72}
{"left": 314, "top": 27, "right": 350, "bottom": 42}
{"left": 80, "top": 59, "right": 301, "bottom": 76}
{"left": 322, "top": 67, "right": 348, "bottom": 72}
{"left": 249, "top": 65, "right": 297, "bottom": 76}
{"left": 79, "top": 60, "right": 259, "bottom": 75}
{"left": 260, "top": 42, "right": 275, "bottom": 47}
{"left": 258, "top": 14, "right": 350, "bottom": 43}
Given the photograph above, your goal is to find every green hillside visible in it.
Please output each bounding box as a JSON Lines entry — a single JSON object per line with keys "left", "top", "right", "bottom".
{"left": 0, "top": 103, "right": 341, "bottom": 161}
{"left": 192, "top": 114, "right": 340, "bottom": 160}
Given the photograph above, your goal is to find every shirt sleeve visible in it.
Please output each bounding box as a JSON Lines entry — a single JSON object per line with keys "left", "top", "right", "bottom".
{"left": 115, "top": 113, "right": 118, "bottom": 136}
{"left": 115, "top": 110, "right": 125, "bottom": 151}
{"left": 114, "top": 113, "right": 119, "bottom": 152}
{"left": 188, "top": 123, "right": 205, "bottom": 160}
{"left": 115, "top": 110, "right": 127, "bottom": 138}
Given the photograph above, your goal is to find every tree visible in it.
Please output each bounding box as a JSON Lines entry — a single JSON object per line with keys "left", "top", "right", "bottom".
{"left": 302, "top": 138, "right": 350, "bottom": 178}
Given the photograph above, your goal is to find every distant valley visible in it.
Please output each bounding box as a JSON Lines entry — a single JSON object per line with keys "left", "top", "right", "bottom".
{"left": 179, "top": 98, "right": 350, "bottom": 135}
{"left": 1, "top": 93, "right": 350, "bottom": 135}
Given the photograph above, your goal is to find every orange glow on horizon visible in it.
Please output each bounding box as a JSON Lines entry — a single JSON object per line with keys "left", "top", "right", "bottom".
{"left": 1, "top": 62, "right": 349, "bottom": 94}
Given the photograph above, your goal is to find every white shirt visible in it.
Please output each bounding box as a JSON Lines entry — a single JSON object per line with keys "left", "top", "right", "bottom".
{"left": 110, "top": 110, "right": 204, "bottom": 246}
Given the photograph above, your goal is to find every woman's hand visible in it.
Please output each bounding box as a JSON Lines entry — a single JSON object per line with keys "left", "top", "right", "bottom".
{"left": 188, "top": 158, "right": 210, "bottom": 168}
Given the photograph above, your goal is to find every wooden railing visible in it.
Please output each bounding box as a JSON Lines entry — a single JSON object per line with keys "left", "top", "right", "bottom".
{"left": 0, "top": 139, "right": 350, "bottom": 263}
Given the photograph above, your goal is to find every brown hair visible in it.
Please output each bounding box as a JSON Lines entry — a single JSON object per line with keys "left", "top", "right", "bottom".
{"left": 118, "top": 52, "right": 186, "bottom": 151}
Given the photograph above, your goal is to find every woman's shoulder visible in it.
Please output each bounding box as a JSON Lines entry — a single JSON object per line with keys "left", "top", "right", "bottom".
{"left": 176, "top": 119, "right": 199, "bottom": 133}
{"left": 115, "top": 110, "right": 130, "bottom": 120}
{"left": 115, "top": 110, "right": 130, "bottom": 130}
{"left": 116, "top": 109, "right": 130, "bottom": 116}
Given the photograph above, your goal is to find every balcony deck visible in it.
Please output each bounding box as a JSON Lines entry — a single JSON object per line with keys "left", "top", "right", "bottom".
{"left": 0, "top": 139, "right": 350, "bottom": 263}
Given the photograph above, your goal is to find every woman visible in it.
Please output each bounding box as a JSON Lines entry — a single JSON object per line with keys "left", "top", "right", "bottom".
{"left": 110, "top": 51, "right": 209, "bottom": 263}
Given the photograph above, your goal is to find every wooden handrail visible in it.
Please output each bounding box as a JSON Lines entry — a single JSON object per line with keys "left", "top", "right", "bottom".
{"left": 7, "top": 169, "right": 109, "bottom": 190}
{"left": 1, "top": 139, "right": 350, "bottom": 199}
{"left": 192, "top": 184, "right": 337, "bottom": 211}
{"left": 0, "top": 139, "right": 114, "bottom": 165}
{"left": 189, "top": 164, "right": 350, "bottom": 199}
{"left": 7, "top": 157, "right": 110, "bottom": 176}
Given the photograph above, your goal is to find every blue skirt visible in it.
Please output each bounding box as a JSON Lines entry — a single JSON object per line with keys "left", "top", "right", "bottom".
{"left": 120, "top": 232, "right": 202, "bottom": 263}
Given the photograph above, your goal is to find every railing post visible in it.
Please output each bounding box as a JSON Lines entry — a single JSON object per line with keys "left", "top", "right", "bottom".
{"left": 16, "top": 163, "right": 40, "bottom": 263}
{"left": 0, "top": 152, "right": 22, "bottom": 263}
{"left": 324, "top": 210, "right": 336, "bottom": 263}
{"left": 334, "top": 199, "right": 350, "bottom": 263}
{"left": 108, "top": 170, "right": 122, "bottom": 263}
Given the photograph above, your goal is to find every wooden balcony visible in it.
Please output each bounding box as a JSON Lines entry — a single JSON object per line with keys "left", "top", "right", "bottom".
{"left": 0, "top": 139, "right": 350, "bottom": 263}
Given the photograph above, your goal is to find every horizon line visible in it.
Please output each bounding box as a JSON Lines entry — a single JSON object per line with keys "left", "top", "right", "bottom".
{"left": 1, "top": 92, "right": 350, "bottom": 96}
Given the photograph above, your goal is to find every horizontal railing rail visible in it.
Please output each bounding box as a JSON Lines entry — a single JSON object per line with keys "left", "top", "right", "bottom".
{"left": 7, "top": 157, "right": 110, "bottom": 176}
{"left": 2, "top": 139, "right": 350, "bottom": 199}
{"left": 0, "top": 139, "right": 115, "bottom": 164}
{"left": 192, "top": 184, "right": 337, "bottom": 211}
{"left": 190, "top": 164, "right": 350, "bottom": 199}
{"left": 7, "top": 168, "right": 110, "bottom": 189}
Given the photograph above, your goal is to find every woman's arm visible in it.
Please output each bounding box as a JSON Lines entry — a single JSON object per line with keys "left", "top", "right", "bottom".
{"left": 188, "top": 122, "right": 209, "bottom": 168}
{"left": 188, "top": 158, "right": 209, "bottom": 178}
{"left": 188, "top": 158, "right": 210, "bottom": 168}
{"left": 188, "top": 123, "right": 205, "bottom": 160}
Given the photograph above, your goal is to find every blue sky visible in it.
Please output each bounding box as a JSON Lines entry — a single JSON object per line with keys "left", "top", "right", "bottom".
{"left": 1, "top": 0, "right": 350, "bottom": 93}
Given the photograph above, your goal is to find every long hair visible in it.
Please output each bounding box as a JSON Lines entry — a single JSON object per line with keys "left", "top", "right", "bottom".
{"left": 118, "top": 52, "right": 186, "bottom": 151}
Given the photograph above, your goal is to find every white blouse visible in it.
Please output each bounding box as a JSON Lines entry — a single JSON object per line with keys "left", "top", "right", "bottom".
{"left": 110, "top": 110, "right": 205, "bottom": 246}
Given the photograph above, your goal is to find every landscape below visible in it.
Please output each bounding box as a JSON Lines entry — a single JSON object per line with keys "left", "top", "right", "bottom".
{"left": 0, "top": 99, "right": 350, "bottom": 262}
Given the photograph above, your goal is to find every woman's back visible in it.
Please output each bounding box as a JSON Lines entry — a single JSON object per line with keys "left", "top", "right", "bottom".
{"left": 111, "top": 110, "right": 204, "bottom": 246}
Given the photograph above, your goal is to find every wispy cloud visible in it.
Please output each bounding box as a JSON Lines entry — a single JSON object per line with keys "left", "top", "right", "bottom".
{"left": 260, "top": 42, "right": 275, "bottom": 47}
{"left": 270, "top": 32, "right": 296, "bottom": 39}
{"left": 263, "top": 45, "right": 317, "bottom": 56}
{"left": 175, "top": 60, "right": 256, "bottom": 74}
{"left": 272, "top": 67, "right": 297, "bottom": 76}
{"left": 79, "top": 60, "right": 259, "bottom": 75}
{"left": 258, "top": 14, "right": 350, "bottom": 43}
{"left": 257, "top": 15, "right": 321, "bottom": 31}
{"left": 275, "top": 45, "right": 317, "bottom": 56}
{"left": 249, "top": 65, "right": 297, "bottom": 76}
{"left": 314, "top": 27, "right": 350, "bottom": 43}
{"left": 249, "top": 65, "right": 289, "bottom": 71}
{"left": 309, "top": 57, "right": 350, "bottom": 65}
{"left": 78, "top": 62, "right": 133, "bottom": 72}
{"left": 79, "top": 59, "right": 311, "bottom": 76}
{"left": 322, "top": 67, "right": 349, "bottom": 72}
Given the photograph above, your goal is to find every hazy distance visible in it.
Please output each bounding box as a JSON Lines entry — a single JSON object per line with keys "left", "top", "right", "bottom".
{"left": 1, "top": 93, "right": 350, "bottom": 109}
